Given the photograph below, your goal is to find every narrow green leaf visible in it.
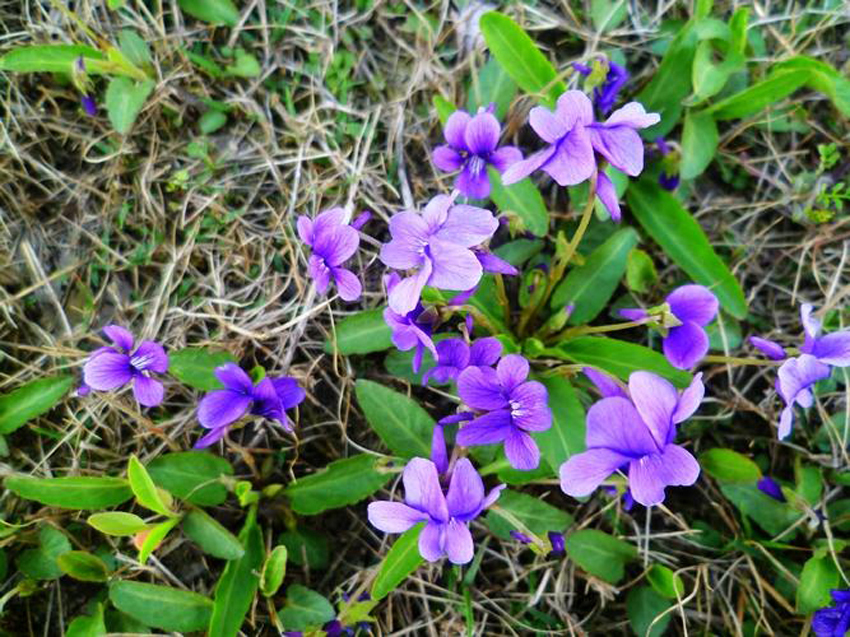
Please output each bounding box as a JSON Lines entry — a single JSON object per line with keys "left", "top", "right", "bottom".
{"left": 138, "top": 517, "right": 181, "bottom": 564}
{"left": 0, "top": 375, "right": 74, "bottom": 434}
{"left": 354, "top": 380, "right": 433, "bottom": 458}
{"left": 277, "top": 585, "right": 335, "bottom": 631}
{"left": 627, "top": 179, "right": 748, "bottom": 319}
{"left": 535, "top": 376, "right": 585, "bottom": 472}
{"left": 699, "top": 448, "right": 761, "bottom": 483}
{"left": 707, "top": 69, "right": 810, "bottom": 120}
{"left": 109, "top": 581, "right": 213, "bottom": 632}
{"left": 325, "top": 309, "right": 393, "bottom": 355}
{"left": 128, "top": 455, "right": 175, "bottom": 517}
{"left": 565, "top": 529, "right": 637, "bottom": 584}
{"left": 467, "top": 56, "right": 517, "bottom": 119}
{"left": 57, "top": 551, "right": 110, "bottom": 582}
{"left": 183, "top": 510, "right": 245, "bottom": 561}
{"left": 5, "top": 476, "right": 132, "bottom": 510}
{"left": 177, "top": 0, "right": 239, "bottom": 25}
{"left": 627, "top": 586, "right": 673, "bottom": 637}
{"left": 371, "top": 524, "right": 424, "bottom": 601}
{"left": 486, "top": 490, "right": 573, "bottom": 540}
{"left": 168, "top": 348, "right": 238, "bottom": 391}
{"left": 771, "top": 55, "right": 850, "bottom": 116}
{"left": 797, "top": 554, "right": 839, "bottom": 614}
{"left": 488, "top": 168, "right": 549, "bottom": 237}
{"left": 146, "top": 451, "right": 233, "bottom": 506}
{"left": 680, "top": 110, "right": 718, "bottom": 179}
{"left": 260, "top": 546, "right": 288, "bottom": 597}
{"left": 88, "top": 512, "right": 151, "bottom": 536}
{"left": 117, "top": 30, "right": 151, "bottom": 66}
{"left": 105, "top": 77, "right": 155, "bottom": 134}
{"left": 284, "top": 454, "right": 392, "bottom": 516}
{"left": 0, "top": 45, "right": 105, "bottom": 74}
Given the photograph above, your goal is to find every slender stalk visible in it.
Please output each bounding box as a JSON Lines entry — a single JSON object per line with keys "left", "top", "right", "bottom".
{"left": 702, "top": 355, "right": 782, "bottom": 366}
{"left": 547, "top": 317, "right": 651, "bottom": 343}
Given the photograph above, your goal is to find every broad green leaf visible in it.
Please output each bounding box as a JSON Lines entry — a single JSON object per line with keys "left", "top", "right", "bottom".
{"left": 128, "top": 455, "right": 175, "bottom": 517}
{"left": 691, "top": 40, "right": 744, "bottom": 103}
{"left": 65, "top": 603, "right": 107, "bottom": 637}
{"left": 467, "top": 56, "right": 517, "bottom": 119}
{"left": 489, "top": 169, "right": 549, "bottom": 237}
{"left": 432, "top": 95, "right": 455, "bottom": 124}
{"left": 178, "top": 0, "right": 239, "bottom": 25}
{"left": 627, "top": 586, "right": 673, "bottom": 637}
{"left": 167, "top": 348, "right": 238, "bottom": 391}
{"left": 699, "top": 448, "right": 761, "bottom": 483}
{"left": 371, "top": 523, "right": 425, "bottom": 601}
{"left": 57, "top": 551, "right": 110, "bottom": 582}
{"left": 495, "top": 239, "right": 544, "bottom": 266}
{"left": 183, "top": 510, "right": 245, "bottom": 560}
{"left": 496, "top": 459, "right": 554, "bottom": 486}
{"left": 200, "top": 110, "right": 228, "bottom": 134}
{"left": 591, "top": 0, "right": 628, "bottom": 32}
{"left": 551, "top": 227, "right": 638, "bottom": 324}
{"left": 535, "top": 376, "right": 585, "bottom": 472}
{"left": 147, "top": 451, "right": 233, "bottom": 506}
{"left": 277, "top": 585, "right": 335, "bottom": 631}
{"left": 260, "top": 545, "right": 288, "bottom": 597}
{"left": 719, "top": 483, "right": 802, "bottom": 536}
{"left": 797, "top": 554, "right": 839, "bottom": 614}
{"left": 479, "top": 12, "right": 565, "bottom": 106}
{"left": 625, "top": 248, "right": 658, "bottom": 294}
{"left": 5, "top": 476, "right": 132, "bottom": 510}
{"left": 208, "top": 507, "right": 264, "bottom": 636}
{"left": 109, "top": 581, "right": 213, "bottom": 632}
{"left": 18, "top": 526, "right": 72, "bottom": 580}
{"left": 707, "top": 69, "right": 810, "bottom": 120}
{"left": 486, "top": 490, "right": 573, "bottom": 540}
{"left": 105, "top": 77, "right": 155, "bottom": 134}
{"left": 284, "top": 454, "right": 392, "bottom": 515}
{"left": 565, "top": 529, "right": 637, "bottom": 584}
{"left": 647, "top": 564, "right": 685, "bottom": 599}
{"left": 795, "top": 462, "right": 823, "bottom": 506}
{"left": 117, "top": 30, "right": 151, "bottom": 66}
{"left": 355, "top": 380, "right": 433, "bottom": 458}
{"left": 0, "top": 45, "right": 104, "bottom": 74}
{"left": 279, "top": 528, "right": 329, "bottom": 568}
{"left": 325, "top": 309, "right": 392, "bottom": 355}
{"left": 138, "top": 517, "right": 181, "bottom": 564}
{"left": 627, "top": 179, "right": 748, "bottom": 319}
{"left": 88, "top": 512, "right": 150, "bottom": 536}
{"left": 771, "top": 55, "right": 850, "bottom": 116}
{"left": 0, "top": 375, "right": 74, "bottom": 434}
{"left": 549, "top": 337, "right": 692, "bottom": 388}
{"left": 680, "top": 110, "right": 718, "bottom": 179}
{"left": 225, "top": 49, "right": 260, "bottom": 77}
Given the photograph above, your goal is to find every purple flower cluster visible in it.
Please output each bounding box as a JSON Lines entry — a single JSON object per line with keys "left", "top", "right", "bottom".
{"left": 298, "top": 208, "right": 362, "bottom": 302}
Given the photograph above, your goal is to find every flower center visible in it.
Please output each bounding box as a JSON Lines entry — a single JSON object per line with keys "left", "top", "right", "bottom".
{"left": 468, "top": 155, "right": 486, "bottom": 177}
{"left": 509, "top": 400, "right": 525, "bottom": 418}
{"left": 130, "top": 353, "right": 153, "bottom": 371}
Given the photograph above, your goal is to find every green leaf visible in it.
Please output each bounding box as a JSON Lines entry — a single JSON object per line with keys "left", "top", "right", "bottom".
{"left": 117, "top": 30, "right": 151, "bottom": 66}
{"left": 5, "top": 476, "right": 132, "bottom": 510}
{"left": 183, "top": 510, "right": 245, "bottom": 560}
{"left": 489, "top": 169, "right": 549, "bottom": 237}
{"left": 138, "top": 517, "right": 181, "bottom": 564}
{"left": 177, "top": 0, "right": 240, "bottom": 25}
{"left": 627, "top": 586, "right": 673, "bottom": 637}
{"left": 66, "top": 603, "right": 107, "bottom": 637}
{"left": 625, "top": 248, "right": 658, "bottom": 294}
{"left": 109, "top": 581, "right": 213, "bottom": 632}
{"left": 128, "top": 455, "right": 175, "bottom": 517}
{"left": 277, "top": 585, "right": 335, "bottom": 631}
{"left": 18, "top": 526, "right": 72, "bottom": 580}
{"left": 88, "top": 512, "right": 151, "bottom": 536}
{"left": 57, "top": 551, "right": 110, "bottom": 582}
{"left": 0, "top": 45, "right": 105, "bottom": 74}
{"left": 208, "top": 507, "right": 264, "bottom": 637}
{"left": 371, "top": 523, "right": 425, "bottom": 601}
{"left": 279, "top": 528, "right": 329, "bottom": 568}
{"left": 591, "top": 0, "right": 628, "bottom": 32}
{"left": 260, "top": 545, "right": 288, "bottom": 597}
{"left": 467, "top": 56, "right": 517, "bottom": 119}
{"left": 565, "top": 529, "right": 637, "bottom": 584}
{"left": 535, "top": 376, "right": 585, "bottom": 472}
{"left": 680, "top": 110, "right": 718, "bottom": 180}
{"left": 168, "top": 348, "right": 238, "bottom": 391}
{"left": 199, "top": 109, "right": 228, "bottom": 134}
{"left": 719, "top": 483, "right": 802, "bottom": 536}
{"left": 486, "top": 490, "right": 573, "bottom": 540}
{"left": 479, "top": 11, "right": 565, "bottom": 106}
{"left": 691, "top": 41, "right": 744, "bottom": 103}
{"left": 551, "top": 227, "right": 638, "bottom": 324}
{"left": 549, "top": 336, "right": 692, "bottom": 388}
{"left": 432, "top": 95, "right": 456, "bottom": 125}
{"left": 699, "top": 448, "right": 761, "bottom": 483}
{"left": 627, "top": 179, "right": 748, "bottom": 319}
{"left": 105, "top": 77, "right": 155, "bottom": 134}
{"left": 707, "top": 69, "right": 810, "bottom": 120}
{"left": 647, "top": 564, "right": 685, "bottom": 599}
{"left": 0, "top": 375, "right": 74, "bottom": 434}
{"left": 325, "top": 308, "right": 393, "bottom": 355}
{"left": 771, "top": 56, "right": 850, "bottom": 116}
{"left": 146, "top": 451, "right": 233, "bottom": 506}
{"left": 797, "top": 554, "right": 839, "bottom": 614}
{"left": 354, "top": 380, "right": 433, "bottom": 458}
{"left": 225, "top": 49, "right": 261, "bottom": 78}
{"left": 284, "top": 454, "right": 392, "bottom": 515}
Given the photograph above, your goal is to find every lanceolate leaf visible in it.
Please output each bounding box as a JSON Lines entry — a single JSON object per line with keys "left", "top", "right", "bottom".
{"left": 627, "top": 179, "right": 748, "bottom": 319}
{"left": 771, "top": 55, "right": 850, "bottom": 116}
{"left": 699, "top": 448, "right": 761, "bottom": 483}
{"left": 0, "top": 45, "right": 104, "bottom": 74}
{"left": 797, "top": 554, "right": 839, "bottom": 614}
{"left": 355, "top": 380, "right": 433, "bottom": 458}
{"left": 0, "top": 375, "right": 74, "bottom": 434}
{"left": 105, "top": 77, "right": 155, "bottom": 134}
{"left": 706, "top": 68, "right": 810, "bottom": 120}
{"left": 177, "top": 0, "right": 240, "bottom": 26}
{"left": 680, "top": 110, "right": 718, "bottom": 180}
{"left": 325, "top": 309, "right": 393, "bottom": 355}
{"left": 182, "top": 510, "right": 245, "bottom": 561}
{"left": 371, "top": 523, "right": 425, "bottom": 601}
{"left": 57, "top": 551, "right": 110, "bottom": 582}
{"left": 128, "top": 455, "right": 175, "bottom": 517}
{"left": 5, "top": 476, "right": 133, "bottom": 510}
{"left": 138, "top": 517, "right": 181, "bottom": 564}
{"left": 109, "top": 581, "right": 213, "bottom": 632}
{"left": 88, "top": 512, "right": 151, "bottom": 536}
{"left": 488, "top": 168, "right": 549, "bottom": 237}
{"left": 467, "top": 56, "right": 517, "bottom": 119}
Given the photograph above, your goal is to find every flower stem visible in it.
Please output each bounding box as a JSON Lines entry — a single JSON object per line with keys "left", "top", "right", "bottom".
{"left": 702, "top": 355, "right": 781, "bottom": 366}
{"left": 547, "top": 317, "right": 651, "bottom": 344}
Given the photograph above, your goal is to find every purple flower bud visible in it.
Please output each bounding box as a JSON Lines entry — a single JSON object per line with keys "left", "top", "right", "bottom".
{"left": 323, "top": 620, "right": 344, "bottom": 637}
{"left": 749, "top": 336, "right": 786, "bottom": 361}
{"left": 510, "top": 530, "right": 532, "bottom": 544}
{"left": 74, "top": 382, "right": 92, "bottom": 397}
{"left": 437, "top": 412, "right": 474, "bottom": 426}
{"left": 658, "top": 172, "right": 679, "bottom": 191}
{"left": 572, "top": 62, "right": 592, "bottom": 76}
{"left": 351, "top": 210, "right": 371, "bottom": 231}
{"left": 465, "top": 313, "right": 474, "bottom": 335}
{"left": 757, "top": 477, "right": 785, "bottom": 502}
{"left": 81, "top": 95, "right": 97, "bottom": 117}
{"left": 656, "top": 136, "right": 672, "bottom": 156}
{"left": 547, "top": 531, "right": 565, "bottom": 556}
{"left": 431, "top": 424, "right": 448, "bottom": 475}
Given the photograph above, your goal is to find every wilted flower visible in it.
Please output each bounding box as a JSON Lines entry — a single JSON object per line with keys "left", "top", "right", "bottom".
{"left": 456, "top": 354, "right": 552, "bottom": 470}
{"left": 195, "top": 363, "right": 304, "bottom": 448}
{"left": 367, "top": 457, "right": 504, "bottom": 564}
{"left": 812, "top": 589, "right": 850, "bottom": 636}
{"left": 422, "top": 337, "right": 502, "bottom": 385}
{"left": 560, "top": 371, "right": 703, "bottom": 506}
{"left": 297, "top": 208, "right": 362, "bottom": 302}
{"left": 83, "top": 325, "right": 168, "bottom": 407}
{"left": 383, "top": 273, "right": 437, "bottom": 374}
{"left": 433, "top": 108, "right": 522, "bottom": 198}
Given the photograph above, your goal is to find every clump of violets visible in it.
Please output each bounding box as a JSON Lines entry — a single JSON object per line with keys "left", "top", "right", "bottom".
{"left": 195, "top": 363, "right": 305, "bottom": 448}
{"left": 367, "top": 457, "right": 503, "bottom": 564}
{"left": 502, "top": 90, "right": 659, "bottom": 221}
{"left": 422, "top": 337, "right": 502, "bottom": 385}
{"left": 382, "top": 273, "right": 437, "bottom": 374}
{"left": 456, "top": 354, "right": 552, "bottom": 470}
{"left": 297, "top": 208, "right": 362, "bottom": 302}
{"left": 83, "top": 325, "right": 168, "bottom": 407}
{"left": 560, "top": 371, "right": 703, "bottom": 506}
{"left": 750, "top": 303, "right": 850, "bottom": 439}
{"left": 433, "top": 107, "right": 522, "bottom": 198}
{"left": 812, "top": 589, "right": 850, "bottom": 636}
{"left": 621, "top": 284, "right": 719, "bottom": 369}
{"left": 379, "top": 194, "right": 499, "bottom": 314}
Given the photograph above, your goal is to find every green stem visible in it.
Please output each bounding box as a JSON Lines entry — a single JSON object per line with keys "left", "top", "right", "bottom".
{"left": 703, "top": 355, "right": 782, "bottom": 366}
{"left": 547, "top": 317, "right": 651, "bottom": 343}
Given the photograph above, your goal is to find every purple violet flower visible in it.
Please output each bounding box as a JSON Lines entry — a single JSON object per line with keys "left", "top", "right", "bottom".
{"left": 749, "top": 336, "right": 786, "bottom": 360}
{"left": 195, "top": 363, "right": 305, "bottom": 448}
{"left": 433, "top": 108, "right": 522, "bottom": 198}
{"left": 383, "top": 273, "right": 437, "bottom": 373}
{"left": 367, "top": 457, "right": 504, "bottom": 564}
{"left": 560, "top": 371, "right": 703, "bottom": 507}
{"left": 574, "top": 60, "right": 629, "bottom": 114}
{"left": 380, "top": 194, "right": 498, "bottom": 314}
{"left": 455, "top": 354, "right": 553, "bottom": 471}
{"left": 83, "top": 325, "right": 169, "bottom": 407}
{"left": 621, "top": 284, "right": 719, "bottom": 369}
{"left": 812, "top": 590, "right": 850, "bottom": 637}
{"left": 81, "top": 95, "right": 97, "bottom": 117}
{"left": 757, "top": 477, "right": 785, "bottom": 502}
{"left": 297, "top": 208, "right": 362, "bottom": 302}
{"left": 583, "top": 367, "right": 628, "bottom": 398}
{"left": 547, "top": 531, "right": 565, "bottom": 557}
{"left": 422, "top": 337, "right": 502, "bottom": 385}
